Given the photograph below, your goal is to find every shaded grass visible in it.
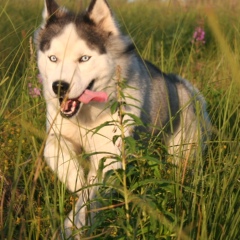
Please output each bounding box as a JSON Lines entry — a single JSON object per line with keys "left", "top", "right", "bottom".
{"left": 0, "top": 0, "right": 240, "bottom": 239}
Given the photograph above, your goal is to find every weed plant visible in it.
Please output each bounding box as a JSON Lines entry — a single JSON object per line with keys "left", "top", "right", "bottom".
{"left": 0, "top": 0, "right": 239, "bottom": 239}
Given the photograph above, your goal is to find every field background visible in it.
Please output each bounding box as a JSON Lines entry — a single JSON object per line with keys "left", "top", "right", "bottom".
{"left": 0, "top": 0, "right": 239, "bottom": 239}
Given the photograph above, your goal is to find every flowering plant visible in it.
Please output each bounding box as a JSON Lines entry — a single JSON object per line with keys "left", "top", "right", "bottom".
{"left": 192, "top": 26, "right": 206, "bottom": 45}
{"left": 28, "top": 74, "right": 42, "bottom": 98}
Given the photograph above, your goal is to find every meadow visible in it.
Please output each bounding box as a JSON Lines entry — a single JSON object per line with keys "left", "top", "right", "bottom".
{"left": 0, "top": 0, "right": 239, "bottom": 239}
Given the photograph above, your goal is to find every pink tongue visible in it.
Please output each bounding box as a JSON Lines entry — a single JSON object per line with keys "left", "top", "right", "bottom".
{"left": 78, "top": 89, "right": 108, "bottom": 104}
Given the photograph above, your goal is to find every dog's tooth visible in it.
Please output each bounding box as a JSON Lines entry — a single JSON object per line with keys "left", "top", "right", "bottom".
{"left": 71, "top": 101, "right": 76, "bottom": 113}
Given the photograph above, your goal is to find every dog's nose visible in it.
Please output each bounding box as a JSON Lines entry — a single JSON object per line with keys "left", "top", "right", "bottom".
{"left": 52, "top": 81, "right": 69, "bottom": 96}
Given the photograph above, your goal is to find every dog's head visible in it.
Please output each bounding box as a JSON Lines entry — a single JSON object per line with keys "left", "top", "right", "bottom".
{"left": 35, "top": 0, "right": 123, "bottom": 118}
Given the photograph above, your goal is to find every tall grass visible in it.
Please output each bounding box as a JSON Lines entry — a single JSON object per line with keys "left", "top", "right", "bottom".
{"left": 0, "top": 0, "right": 239, "bottom": 239}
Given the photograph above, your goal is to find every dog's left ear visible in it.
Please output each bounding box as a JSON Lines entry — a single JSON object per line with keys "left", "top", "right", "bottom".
{"left": 87, "top": 0, "right": 119, "bottom": 35}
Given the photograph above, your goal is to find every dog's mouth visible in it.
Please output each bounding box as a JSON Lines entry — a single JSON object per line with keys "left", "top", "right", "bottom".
{"left": 59, "top": 81, "right": 108, "bottom": 118}
{"left": 59, "top": 97, "right": 80, "bottom": 118}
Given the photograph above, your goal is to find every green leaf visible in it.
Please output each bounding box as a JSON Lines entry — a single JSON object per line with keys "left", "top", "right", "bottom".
{"left": 124, "top": 136, "right": 136, "bottom": 152}
{"left": 110, "top": 101, "right": 119, "bottom": 114}
{"left": 124, "top": 113, "right": 144, "bottom": 126}
{"left": 112, "top": 135, "right": 121, "bottom": 145}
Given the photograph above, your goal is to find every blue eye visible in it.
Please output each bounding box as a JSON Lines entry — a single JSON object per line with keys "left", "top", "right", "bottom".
{"left": 49, "top": 55, "right": 57, "bottom": 62}
{"left": 79, "top": 55, "right": 91, "bottom": 62}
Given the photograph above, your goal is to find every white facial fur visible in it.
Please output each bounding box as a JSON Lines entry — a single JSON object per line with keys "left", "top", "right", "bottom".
{"left": 37, "top": 23, "right": 115, "bottom": 100}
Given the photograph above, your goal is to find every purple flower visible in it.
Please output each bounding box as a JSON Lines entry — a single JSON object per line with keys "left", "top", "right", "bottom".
{"left": 192, "top": 27, "right": 206, "bottom": 44}
{"left": 28, "top": 74, "right": 43, "bottom": 98}
{"left": 33, "top": 87, "right": 41, "bottom": 96}
{"left": 28, "top": 83, "right": 41, "bottom": 97}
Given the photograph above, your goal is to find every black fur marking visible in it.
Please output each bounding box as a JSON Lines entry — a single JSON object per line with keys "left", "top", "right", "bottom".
{"left": 39, "top": 5, "right": 108, "bottom": 54}
{"left": 76, "top": 15, "right": 107, "bottom": 54}
{"left": 87, "top": 80, "right": 95, "bottom": 90}
{"left": 123, "top": 43, "right": 135, "bottom": 54}
{"left": 144, "top": 60, "right": 163, "bottom": 76}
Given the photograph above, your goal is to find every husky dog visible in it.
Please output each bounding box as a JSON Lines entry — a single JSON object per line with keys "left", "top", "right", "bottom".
{"left": 35, "top": 0, "right": 210, "bottom": 238}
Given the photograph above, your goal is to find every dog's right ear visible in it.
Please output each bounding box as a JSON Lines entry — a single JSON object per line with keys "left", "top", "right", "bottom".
{"left": 42, "top": 0, "right": 59, "bottom": 21}
{"left": 41, "top": 0, "right": 68, "bottom": 27}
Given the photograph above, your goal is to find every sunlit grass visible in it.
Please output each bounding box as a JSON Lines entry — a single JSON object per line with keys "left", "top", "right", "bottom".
{"left": 0, "top": 0, "right": 239, "bottom": 239}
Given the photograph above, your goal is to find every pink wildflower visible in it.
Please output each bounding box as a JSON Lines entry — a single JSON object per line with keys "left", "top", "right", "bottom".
{"left": 28, "top": 85, "right": 41, "bottom": 97}
{"left": 33, "top": 87, "right": 41, "bottom": 96}
{"left": 192, "top": 27, "right": 206, "bottom": 44}
{"left": 28, "top": 76, "right": 42, "bottom": 97}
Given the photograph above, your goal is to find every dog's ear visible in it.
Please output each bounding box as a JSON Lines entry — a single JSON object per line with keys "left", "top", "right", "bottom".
{"left": 42, "top": 0, "right": 59, "bottom": 21}
{"left": 87, "top": 0, "right": 119, "bottom": 35}
{"left": 42, "top": 0, "right": 68, "bottom": 25}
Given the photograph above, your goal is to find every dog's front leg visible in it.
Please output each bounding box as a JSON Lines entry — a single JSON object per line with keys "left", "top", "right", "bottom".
{"left": 44, "top": 134, "right": 88, "bottom": 239}
{"left": 63, "top": 134, "right": 122, "bottom": 239}
{"left": 63, "top": 181, "right": 98, "bottom": 239}
{"left": 63, "top": 196, "right": 88, "bottom": 239}
{"left": 63, "top": 156, "right": 121, "bottom": 239}
{"left": 44, "top": 135, "right": 84, "bottom": 193}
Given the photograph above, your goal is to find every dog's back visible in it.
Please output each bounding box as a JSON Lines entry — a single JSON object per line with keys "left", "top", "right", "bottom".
{"left": 117, "top": 54, "right": 210, "bottom": 162}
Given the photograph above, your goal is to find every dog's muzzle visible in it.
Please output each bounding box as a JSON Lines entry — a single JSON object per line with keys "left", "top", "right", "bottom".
{"left": 52, "top": 80, "right": 108, "bottom": 118}
{"left": 52, "top": 80, "right": 81, "bottom": 118}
